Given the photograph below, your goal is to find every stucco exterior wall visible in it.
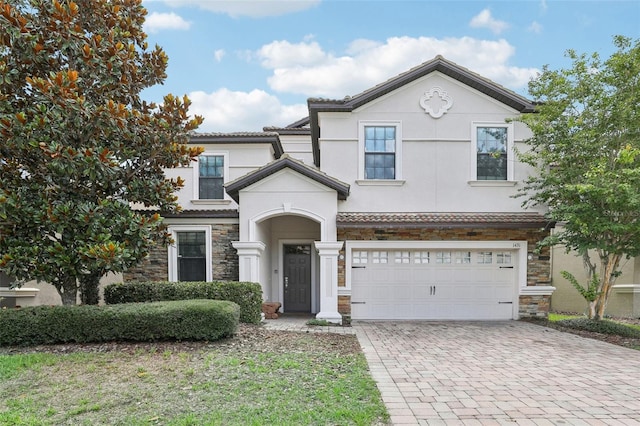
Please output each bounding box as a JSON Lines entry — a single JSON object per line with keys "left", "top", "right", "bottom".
{"left": 279, "top": 134, "right": 314, "bottom": 165}
{"left": 167, "top": 142, "right": 275, "bottom": 211}
{"left": 317, "top": 72, "right": 543, "bottom": 214}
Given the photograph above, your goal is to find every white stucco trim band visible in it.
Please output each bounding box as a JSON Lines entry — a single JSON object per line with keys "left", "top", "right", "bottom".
{"left": 0, "top": 287, "right": 40, "bottom": 298}
{"left": 519, "top": 286, "right": 556, "bottom": 296}
{"left": 612, "top": 284, "right": 640, "bottom": 294}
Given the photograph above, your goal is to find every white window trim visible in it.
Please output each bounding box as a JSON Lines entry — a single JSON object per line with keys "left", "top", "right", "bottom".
{"left": 358, "top": 120, "right": 403, "bottom": 182}
{"left": 469, "top": 122, "right": 516, "bottom": 185}
{"left": 167, "top": 225, "right": 212, "bottom": 282}
{"left": 192, "top": 151, "right": 231, "bottom": 202}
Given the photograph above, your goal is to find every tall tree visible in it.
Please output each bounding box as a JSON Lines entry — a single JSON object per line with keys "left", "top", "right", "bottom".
{"left": 516, "top": 36, "right": 640, "bottom": 319}
{"left": 0, "top": 0, "right": 203, "bottom": 304}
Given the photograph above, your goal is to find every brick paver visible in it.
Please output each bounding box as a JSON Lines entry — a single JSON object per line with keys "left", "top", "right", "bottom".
{"left": 354, "top": 321, "right": 640, "bottom": 425}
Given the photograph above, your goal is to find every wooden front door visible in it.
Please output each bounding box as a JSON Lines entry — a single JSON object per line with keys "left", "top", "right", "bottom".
{"left": 283, "top": 244, "right": 311, "bottom": 312}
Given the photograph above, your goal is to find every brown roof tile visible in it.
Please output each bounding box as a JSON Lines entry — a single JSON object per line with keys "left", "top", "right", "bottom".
{"left": 336, "top": 212, "right": 553, "bottom": 229}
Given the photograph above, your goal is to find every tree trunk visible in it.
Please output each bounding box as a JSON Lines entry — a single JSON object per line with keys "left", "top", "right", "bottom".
{"left": 587, "top": 301, "right": 597, "bottom": 319}
{"left": 80, "top": 271, "right": 102, "bottom": 305}
{"left": 58, "top": 275, "right": 78, "bottom": 305}
{"left": 593, "top": 253, "right": 621, "bottom": 320}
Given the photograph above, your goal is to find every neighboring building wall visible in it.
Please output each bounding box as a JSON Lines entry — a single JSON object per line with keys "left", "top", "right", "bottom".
{"left": 551, "top": 246, "right": 640, "bottom": 318}
{"left": 336, "top": 226, "right": 552, "bottom": 318}
{"left": 1, "top": 272, "right": 123, "bottom": 307}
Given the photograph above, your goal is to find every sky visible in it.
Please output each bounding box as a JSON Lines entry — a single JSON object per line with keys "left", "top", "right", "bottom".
{"left": 139, "top": 0, "right": 640, "bottom": 133}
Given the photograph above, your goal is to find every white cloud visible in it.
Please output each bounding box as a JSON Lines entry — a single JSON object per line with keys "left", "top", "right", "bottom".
{"left": 161, "top": 0, "right": 320, "bottom": 18}
{"left": 540, "top": 0, "right": 548, "bottom": 12}
{"left": 257, "top": 40, "right": 327, "bottom": 68}
{"left": 528, "top": 21, "right": 543, "bottom": 34}
{"left": 187, "top": 88, "right": 308, "bottom": 132}
{"left": 256, "top": 36, "right": 539, "bottom": 98}
{"left": 469, "top": 9, "right": 510, "bottom": 35}
{"left": 214, "top": 49, "right": 226, "bottom": 62}
{"left": 143, "top": 12, "right": 191, "bottom": 33}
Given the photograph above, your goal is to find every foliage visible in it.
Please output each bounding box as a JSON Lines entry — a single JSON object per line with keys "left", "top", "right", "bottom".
{"left": 0, "top": 0, "right": 203, "bottom": 305}
{"left": 560, "top": 270, "right": 601, "bottom": 302}
{"left": 516, "top": 36, "right": 640, "bottom": 319}
{"left": 103, "top": 281, "right": 263, "bottom": 324}
{"left": 556, "top": 318, "right": 640, "bottom": 338}
{"left": 0, "top": 299, "right": 239, "bottom": 346}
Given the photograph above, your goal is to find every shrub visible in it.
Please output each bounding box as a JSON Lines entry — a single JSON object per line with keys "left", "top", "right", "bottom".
{"left": 0, "top": 299, "right": 239, "bottom": 346}
{"left": 103, "top": 281, "right": 262, "bottom": 324}
{"left": 557, "top": 318, "right": 640, "bottom": 338}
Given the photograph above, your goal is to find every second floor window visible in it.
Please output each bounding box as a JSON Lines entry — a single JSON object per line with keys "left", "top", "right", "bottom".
{"left": 476, "top": 127, "right": 507, "bottom": 180}
{"left": 199, "top": 155, "right": 224, "bottom": 199}
{"left": 364, "top": 126, "right": 396, "bottom": 179}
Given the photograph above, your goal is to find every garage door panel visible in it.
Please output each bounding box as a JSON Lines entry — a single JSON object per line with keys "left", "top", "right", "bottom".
{"left": 351, "top": 249, "right": 517, "bottom": 320}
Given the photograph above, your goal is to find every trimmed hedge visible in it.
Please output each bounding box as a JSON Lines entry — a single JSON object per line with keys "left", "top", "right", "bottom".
{"left": 557, "top": 318, "right": 640, "bottom": 338}
{"left": 0, "top": 299, "right": 239, "bottom": 346}
{"left": 103, "top": 281, "right": 262, "bottom": 324}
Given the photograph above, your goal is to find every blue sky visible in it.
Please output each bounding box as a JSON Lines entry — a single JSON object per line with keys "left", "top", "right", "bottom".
{"left": 140, "top": 0, "right": 640, "bottom": 132}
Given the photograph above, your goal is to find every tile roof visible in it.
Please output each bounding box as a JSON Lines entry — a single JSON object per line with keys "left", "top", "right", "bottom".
{"left": 336, "top": 212, "right": 553, "bottom": 229}
{"left": 188, "top": 132, "right": 284, "bottom": 158}
{"left": 161, "top": 209, "right": 239, "bottom": 219}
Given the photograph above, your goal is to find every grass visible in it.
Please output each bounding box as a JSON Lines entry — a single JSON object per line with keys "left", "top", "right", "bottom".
{"left": 0, "top": 333, "right": 388, "bottom": 425}
{"left": 547, "top": 312, "right": 581, "bottom": 322}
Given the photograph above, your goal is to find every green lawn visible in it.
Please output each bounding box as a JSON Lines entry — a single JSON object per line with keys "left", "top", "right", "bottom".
{"left": 0, "top": 331, "right": 389, "bottom": 425}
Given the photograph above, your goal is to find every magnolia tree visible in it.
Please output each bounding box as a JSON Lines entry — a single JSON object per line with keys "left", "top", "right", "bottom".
{"left": 0, "top": 0, "right": 203, "bottom": 304}
{"left": 517, "top": 36, "right": 640, "bottom": 320}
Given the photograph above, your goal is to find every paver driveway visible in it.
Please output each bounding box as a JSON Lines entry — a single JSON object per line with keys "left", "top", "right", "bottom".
{"left": 354, "top": 321, "right": 640, "bottom": 425}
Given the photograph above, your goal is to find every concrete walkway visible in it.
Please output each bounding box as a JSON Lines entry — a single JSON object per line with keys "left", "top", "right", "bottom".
{"left": 264, "top": 317, "right": 640, "bottom": 425}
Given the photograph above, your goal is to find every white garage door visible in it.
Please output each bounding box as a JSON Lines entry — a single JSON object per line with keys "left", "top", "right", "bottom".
{"left": 350, "top": 249, "right": 517, "bottom": 320}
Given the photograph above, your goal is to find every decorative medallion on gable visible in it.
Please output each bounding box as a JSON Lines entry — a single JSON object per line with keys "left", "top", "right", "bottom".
{"left": 419, "top": 86, "right": 453, "bottom": 119}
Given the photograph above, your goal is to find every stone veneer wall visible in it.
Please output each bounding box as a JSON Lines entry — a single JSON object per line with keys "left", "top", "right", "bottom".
{"left": 336, "top": 226, "right": 551, "bottom": 318}
{"left": 123, "top": 224, "right": 239, "bottom": 282}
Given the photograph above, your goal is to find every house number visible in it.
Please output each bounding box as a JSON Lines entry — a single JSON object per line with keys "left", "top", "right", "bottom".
{"left": 512, "top": 243, "right": 521, "bottom": 248}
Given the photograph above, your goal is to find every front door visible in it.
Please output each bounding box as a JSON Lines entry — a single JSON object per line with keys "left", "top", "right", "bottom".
{"left": 283, "top": 244, "right": 311, "bottom": 312}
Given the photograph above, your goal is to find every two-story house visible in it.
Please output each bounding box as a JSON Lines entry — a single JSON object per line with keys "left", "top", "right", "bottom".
{"left": 124, "top": 56, "right": 555, "bottom": 323}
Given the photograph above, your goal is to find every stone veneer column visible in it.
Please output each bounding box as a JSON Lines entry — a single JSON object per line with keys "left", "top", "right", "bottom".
{"left": 232, "top": 241, "right": 266, "bottom": 300}
{"left": 314, "top": 241, "right": 344, "bottom": 324}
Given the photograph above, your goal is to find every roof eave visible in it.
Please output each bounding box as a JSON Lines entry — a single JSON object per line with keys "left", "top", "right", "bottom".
{"left": 225, "top": 157, "right": 350, "bottom": 203}
{"left": 189, "top": 133, "right": 284, "bottom": 159}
